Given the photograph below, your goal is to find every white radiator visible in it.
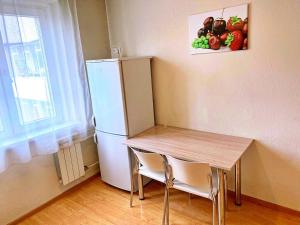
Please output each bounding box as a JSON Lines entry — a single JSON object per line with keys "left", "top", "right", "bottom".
{"left": 57, "top": 143, "right": 85, "bottom": 185}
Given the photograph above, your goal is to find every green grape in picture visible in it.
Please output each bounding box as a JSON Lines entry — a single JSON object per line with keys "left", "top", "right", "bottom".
{"left": 192, "top": 35, "right": 210, "bottom": 49}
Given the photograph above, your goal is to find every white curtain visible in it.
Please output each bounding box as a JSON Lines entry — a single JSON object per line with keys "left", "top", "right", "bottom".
{"left": 0, "top": 0, "right": 93, "bottom": 173}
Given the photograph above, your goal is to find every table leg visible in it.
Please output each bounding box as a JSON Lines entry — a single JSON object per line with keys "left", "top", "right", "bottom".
{"left": 138, "top": 174, "right": 144, "bottom": 200}
{"left": 235, "top": 159, "right": 241, "bottom": 206}
{"left": 218, "top": 168, "right": 225, "bottom": 225}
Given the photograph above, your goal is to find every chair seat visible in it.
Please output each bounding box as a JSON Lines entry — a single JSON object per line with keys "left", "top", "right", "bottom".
{"left": 139, "top": 166, "right": 165, "bottom": 183}
{"left": 172, "top": 180, "right": 217, "bottom": 199}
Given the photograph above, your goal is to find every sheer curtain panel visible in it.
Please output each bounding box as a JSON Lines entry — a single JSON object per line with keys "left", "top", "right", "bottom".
{"left": 0, "top": 0, "right": 92, "bottom": 173}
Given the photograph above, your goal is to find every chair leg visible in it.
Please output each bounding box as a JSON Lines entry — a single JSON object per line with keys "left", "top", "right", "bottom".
{"left": 166, "top": 188, "right": 170, "bottom": 225}
{"left": 212, "top": 197, "right": 217, "bottom": 225}
{"left": 162, "top": 186, "right": 168, "bottom": 225}
{"left": 138, "top": 174, "right": 144, "bottom": 200}
{"left": 162, "top": 186, "right": 170, "bottom": 225}
{"left": 224, "top": 173, "right": 228, "bottom": 210}
{"left": 130, "top": 172, "right": 135, "bottom": 207}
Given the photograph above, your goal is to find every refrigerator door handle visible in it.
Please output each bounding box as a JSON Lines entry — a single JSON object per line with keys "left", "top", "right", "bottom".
{"left": 93, "top": 133, "right": 98, "bottom": 144}
{"left": 92, "top": 115, "right": 97, "bottom": 127}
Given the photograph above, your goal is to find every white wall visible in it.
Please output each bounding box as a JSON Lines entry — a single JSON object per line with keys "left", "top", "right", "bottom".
{"left": 106, "top": 0, "right": 300, "bottom": 211}
{"left": 0, "top": 1, "right": 110, "bottom": 224}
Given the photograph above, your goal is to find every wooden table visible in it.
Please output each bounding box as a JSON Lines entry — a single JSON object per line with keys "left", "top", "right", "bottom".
{"left": 125, "top": 125, "right": 253, "bottom": 225}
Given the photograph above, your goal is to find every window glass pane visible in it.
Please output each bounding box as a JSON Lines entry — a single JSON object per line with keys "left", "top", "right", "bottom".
{"left": 0, "top": 15, "right": 7, "bottom": 43}
{"left": 4, "top": 16, "right": 39, "bottom": 43}
{"left": 3, "top": 15, "right": 21, "bottom": 43}
{"left": 18, "top": 17, "right": 39, "bottom": 43}
{"left": 2, "top": 15, "right": 56, "bottom": 125}
{"left": 13, "top": 76, "right": 55, "bottom": 124}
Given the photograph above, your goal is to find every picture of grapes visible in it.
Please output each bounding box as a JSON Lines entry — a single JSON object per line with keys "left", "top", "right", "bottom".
{"left": 189, "top": 4, "right": 248, "bottom": 54}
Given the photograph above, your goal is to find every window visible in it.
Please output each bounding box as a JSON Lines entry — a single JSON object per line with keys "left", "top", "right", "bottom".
{"left": 1, "top": 15, "right": 55, "bottom": 126}
{"left": 0, "top": 0, "right": 90, "bottom": 173}
{"left": 0, "top": 1, "right": 90, "bottom": 147}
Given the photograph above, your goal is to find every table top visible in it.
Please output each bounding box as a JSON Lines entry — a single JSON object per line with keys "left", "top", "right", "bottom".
{"left": 124, "top": 125, "right": 253, "bottom": 171}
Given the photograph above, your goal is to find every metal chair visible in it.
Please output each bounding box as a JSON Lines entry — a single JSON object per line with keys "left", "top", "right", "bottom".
{"left": 129, "top": 148, "right": 166, "bottom": 212}
{"left": 163, "top": 156, "right": 221, "bottom": 225}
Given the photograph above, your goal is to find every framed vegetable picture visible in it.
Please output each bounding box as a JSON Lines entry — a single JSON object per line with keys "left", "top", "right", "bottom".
{"left": 188, "top": 4, "right": 248, "bottom": 54}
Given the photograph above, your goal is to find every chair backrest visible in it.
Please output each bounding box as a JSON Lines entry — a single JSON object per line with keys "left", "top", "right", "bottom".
{"left": 166, "top": 156, "right": 212, "bottom": 189}
{"left": 132, "top": 149, "right": 165, "bottom": 172}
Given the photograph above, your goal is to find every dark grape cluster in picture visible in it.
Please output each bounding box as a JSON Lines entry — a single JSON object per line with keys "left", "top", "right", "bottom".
{"left": 192, "top": 16, "right": 248, "bottom": 51}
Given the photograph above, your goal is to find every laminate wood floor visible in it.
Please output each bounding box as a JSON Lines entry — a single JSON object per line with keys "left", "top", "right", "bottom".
{"left": 17, "top": 177, "right": 300, "bottom": 225}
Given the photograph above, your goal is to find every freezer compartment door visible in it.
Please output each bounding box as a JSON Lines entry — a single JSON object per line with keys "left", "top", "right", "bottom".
{"left": 96, "top": 131, "right": 131, "bottom": 191}
{"left": 86, "top": 61, "right": 128, "bottom": 135}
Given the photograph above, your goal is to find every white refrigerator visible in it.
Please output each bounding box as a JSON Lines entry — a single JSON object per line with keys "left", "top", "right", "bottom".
{"left": 86, "top": 57, "right": 154, "bottom": 191}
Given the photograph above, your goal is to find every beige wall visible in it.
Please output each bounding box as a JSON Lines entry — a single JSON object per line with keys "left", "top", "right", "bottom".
{"left": 106, "top": 0, "right": 300, "bottom": 211}
{"left": 0, "top": 139, "right": 99, "bottom": 225}
{"left": 0, "top": 1, "right": 110, "bottom": 224}
{"left": 77, "top": 0, "right": 111, "bottom": 59}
